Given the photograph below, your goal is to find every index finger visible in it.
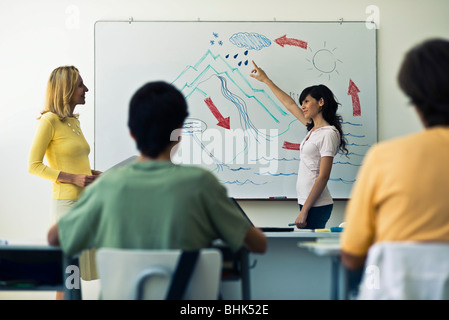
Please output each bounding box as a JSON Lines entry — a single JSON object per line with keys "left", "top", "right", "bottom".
{"left": 252, "top": 60, "right": 259, "bottom": 69}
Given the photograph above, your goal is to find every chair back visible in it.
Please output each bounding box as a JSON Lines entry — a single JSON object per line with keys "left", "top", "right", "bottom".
{"left": 96, "top": 248, "right": 222, "bottom": 300}
{"left": 358, "top": 242, "right": 449, "bottom": 300}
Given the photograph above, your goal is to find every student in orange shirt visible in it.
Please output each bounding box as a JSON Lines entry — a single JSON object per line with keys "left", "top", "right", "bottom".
{"left": 341, "top": 38, "right": 449, "bottom": 270}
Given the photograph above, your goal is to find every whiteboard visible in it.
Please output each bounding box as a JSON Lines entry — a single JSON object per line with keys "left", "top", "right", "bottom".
{"left": 94, "top": 21, "right": 377, "bottom": 199}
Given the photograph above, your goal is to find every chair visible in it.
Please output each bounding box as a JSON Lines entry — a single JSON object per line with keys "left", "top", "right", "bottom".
{"left": 357, "top": 242, "right": 449, "bottom": 300}
{"left": 96, "top": 248, "right": 222, "bottom": 300}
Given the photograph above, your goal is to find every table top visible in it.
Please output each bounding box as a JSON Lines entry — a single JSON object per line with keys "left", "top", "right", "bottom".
{"left": 265, "top": 230, "right": 342, "bottom": 238}
{"left": 298, "top": 239, "right": 341, "bottom": 256}
{"left": 0, "top": 238, "right": 54, "bottom": 249}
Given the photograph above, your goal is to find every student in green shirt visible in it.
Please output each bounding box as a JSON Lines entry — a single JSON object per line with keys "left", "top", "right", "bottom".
{"left": 47, "top": 81, "right": 267, "bottom": 257}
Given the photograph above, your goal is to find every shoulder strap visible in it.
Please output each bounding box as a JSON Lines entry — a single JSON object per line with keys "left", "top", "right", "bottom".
{"left": 166, "top": 250, "right": 199, "bottom": 300}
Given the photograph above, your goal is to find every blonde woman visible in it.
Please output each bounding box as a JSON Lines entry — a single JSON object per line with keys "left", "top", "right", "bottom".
{"left": 28, "top": 66, "right": 101, "bottom": 299}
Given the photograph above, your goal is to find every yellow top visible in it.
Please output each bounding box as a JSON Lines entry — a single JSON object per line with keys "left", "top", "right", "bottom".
{"left": 28, "top": 112, "right": 92, "bottom": 199}
{"left": 341, "top": 127, "right": 449, "bottom": 256}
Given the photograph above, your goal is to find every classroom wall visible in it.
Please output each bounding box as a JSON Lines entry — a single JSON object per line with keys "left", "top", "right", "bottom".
{"left": 1, "top": 0, "right": 448, "bottom": 299}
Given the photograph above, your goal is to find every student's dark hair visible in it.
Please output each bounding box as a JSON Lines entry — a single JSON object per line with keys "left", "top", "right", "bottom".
{"left": 299, "top": 84, "right": 348, "bottom": 155}
{"left": 128, "top": 81, "right": 189, "bottom": 158}
{"left": 398, "top": 38, "right": 449, "bottom": 127}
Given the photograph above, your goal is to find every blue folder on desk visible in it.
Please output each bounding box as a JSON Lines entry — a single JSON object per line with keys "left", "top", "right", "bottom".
{"left": 230, "top": 198, "right": 294, "bottom": 232}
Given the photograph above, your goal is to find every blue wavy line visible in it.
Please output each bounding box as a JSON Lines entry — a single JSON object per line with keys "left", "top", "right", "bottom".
{"left": 344, "top": 133, "right": 365, "bottom": 138}
{"left": 229, "top": 167, "right": 251, "bottom": 171}
{"left": 333, "top": 161, "right": 361, "bottom": 166}
{"left": 342, "top": 122, "right": 362, "bottom": 126}
{"left": 338, "top": 152, "right": 364, "bottom": 157}
{"left": 222, "top": 179, "right": 268, "bottom": 186}
{"left": 347, "top": 143, "right": 371, "bottom": 147}
{"left": 329, "top": 178, "right": 356, "bottom": 184}
{"left": 255, "top": 172, "right": 298, "bottom": 177}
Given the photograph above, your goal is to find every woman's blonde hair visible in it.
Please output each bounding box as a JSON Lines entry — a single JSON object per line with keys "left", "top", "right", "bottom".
{"left": 39, "top": 66, "right": 80, "bottom": 120}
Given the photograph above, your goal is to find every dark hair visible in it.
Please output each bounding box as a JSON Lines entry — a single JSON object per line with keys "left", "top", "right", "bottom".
{"left": 128, "top": 81, "right": 189, "bottom": 158}
{"left": 398, "top": 38, "right": 449, "bottom": 127}
{"left": 299, "top": 84, "right": 348, "bottom": 155}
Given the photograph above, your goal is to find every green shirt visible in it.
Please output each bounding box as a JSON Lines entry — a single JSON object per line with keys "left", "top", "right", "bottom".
{"left": 58, "top": 161, "right": 252, "bottom": 256}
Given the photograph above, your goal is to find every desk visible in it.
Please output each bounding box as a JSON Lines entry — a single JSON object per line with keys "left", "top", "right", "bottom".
{"left": 244, "top": 231, "right": 341, "bottom": 300}
{"left": 212, "top": 241, "right": 251, "bottom": 300}
{"left": 265, "top": 230, "right": 340, "bottom": 239}
{"left": 1, "top": 241, "right": 249, "bottom": 300}
{"left": 298, "top": 239, "right": 364, "bottom": 300}
{"left": 298, "top": 240, "right": 341, "bottom": 256}
{"left": 0, "top": 244, "right": 81, "bottom": 300}
{"left": 298, "top": 239, "right": 342, "bottom": 299}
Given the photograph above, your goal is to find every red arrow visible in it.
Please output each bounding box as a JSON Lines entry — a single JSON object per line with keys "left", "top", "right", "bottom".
{"left": 275, "top": 35, "right": 307, "bottom": 50}
{"left": 282, "top": 141, "right": 301, "bottom": 151}
{"left": 204, "top": 97, "right": 230, "bottom": 130}
{"left": 348, "top": 79, "right": 361, "bottom": 116}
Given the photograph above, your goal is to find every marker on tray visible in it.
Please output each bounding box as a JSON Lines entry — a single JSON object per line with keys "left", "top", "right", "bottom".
{"left": 314, "top": 229, "right": 331, "bottom": 232}
{"left": 269, "top": 196, "right": 287, "bottom": 199}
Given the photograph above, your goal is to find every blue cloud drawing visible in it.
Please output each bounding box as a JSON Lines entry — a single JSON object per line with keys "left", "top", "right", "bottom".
{"left": 229, "top": 32, "right": 271, "bottom": 50}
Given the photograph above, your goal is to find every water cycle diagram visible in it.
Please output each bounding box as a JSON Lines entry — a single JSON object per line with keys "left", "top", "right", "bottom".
{"left": 94, "top": 21, "right": 377, "bottom": 199}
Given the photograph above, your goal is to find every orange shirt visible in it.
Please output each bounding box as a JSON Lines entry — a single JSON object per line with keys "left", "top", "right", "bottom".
{"left": 341, "top": 127, "right": 449, "bottom": 256}
{"left": 28, "top": 112, "right": 92, "bottom": 199}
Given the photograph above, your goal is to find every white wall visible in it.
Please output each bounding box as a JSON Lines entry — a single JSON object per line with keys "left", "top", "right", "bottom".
{"left": 1, "top": 0, "right": 449, "bottom": 299}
